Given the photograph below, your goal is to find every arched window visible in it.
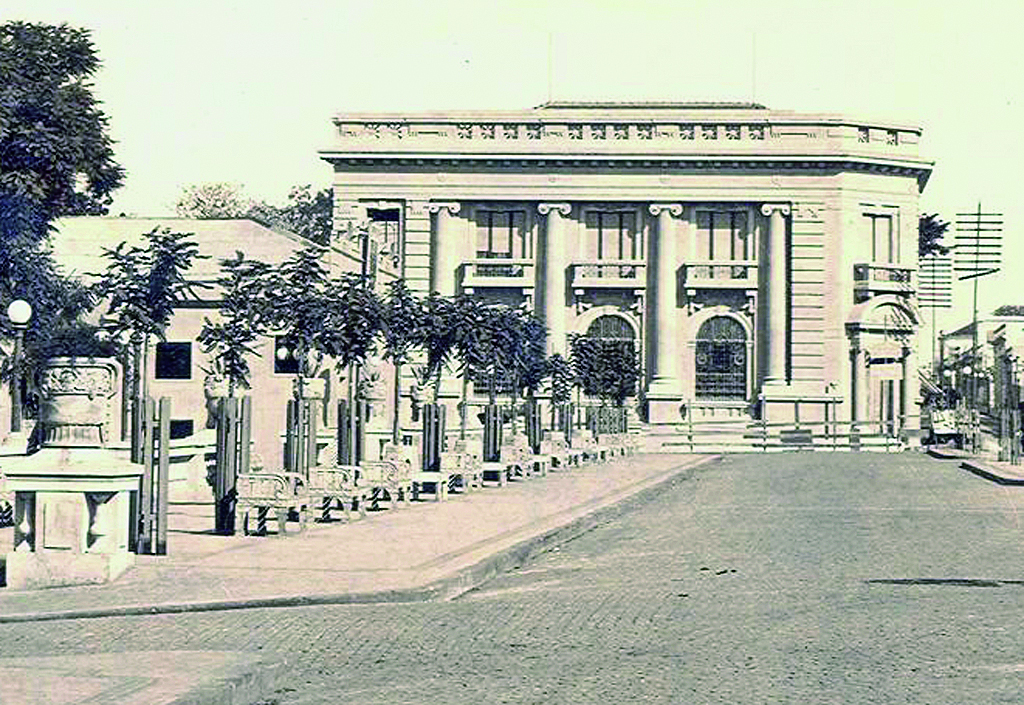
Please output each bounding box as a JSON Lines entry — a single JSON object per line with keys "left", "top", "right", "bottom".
{"left": 586, "top": 315, "right": 635, "bottom": 341}
{"left": 695, "top": 316, "right": 747, "bottom": 400}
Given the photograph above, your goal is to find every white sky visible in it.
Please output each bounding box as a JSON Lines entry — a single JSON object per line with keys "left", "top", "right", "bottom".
{"left": 4, "top": 0, "right": 1022, "bottom": 336}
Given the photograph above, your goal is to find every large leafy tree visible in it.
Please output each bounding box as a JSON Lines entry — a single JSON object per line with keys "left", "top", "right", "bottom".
{"left": 197, "top": 252, "right": 272, "bottom": 396}
{"left": 0, "top": 21, "right": 124, "bottom": 240}
{"left": 91, "top": 228, "right": 207, "bottom": 405}
{"left": 259, "top": 245, "right": 382, "bottom": 395}
{"left": 175, "top": 182, "right": 251, "bottom": 219}
{"left": 379, "top": 280, "right": 426, "bottom": 442}
{"left": 0, "top": 21, "right": 124, "bottom": 384}
{"left": 570, "top": 334, "right": 639, "bottom": 407}
{"left": 919, "top": 213, "right": 951, "bottom": 258}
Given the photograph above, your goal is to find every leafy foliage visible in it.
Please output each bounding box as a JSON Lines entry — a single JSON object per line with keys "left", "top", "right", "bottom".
{"left": 92, "top": 228, "right": 207, "bottom": 343}
{"left": 919, "top": 213, "right": 951, "bottom": 258}
{"left": 177, "top": 182, "right": 334, "bottom": 245}
{"left": 547, "top": 353, "right": 574, "bottom": 405}
{"left": 0, "top": 21, "right": 123, "bottom": 388}
{"left": 380, "top": 279, "right": 425, "bottom": 369}
{"left": 260, "top": 245, "right": 382, "bottom": 381}
{"left": 252, "top": 185, "right": 333, "bottom": 245}
{"left": 197, "top": 252, "right": 272, "bottom": 394}
{"left": 175, "top": 182, "right": 250, "bottom": 219}
{"left": 0, "top": 21, "right": 124, "bottom": 246}
{"left": 570, "top": 334, "right": 640, "bottom": 406}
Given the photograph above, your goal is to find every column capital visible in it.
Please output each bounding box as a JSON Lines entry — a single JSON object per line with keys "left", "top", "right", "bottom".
{"left": 426, "top": 201, "right": 461, "bottom": 215}
{"left": 648, "top": 203, "right": 683, "bottom": 217}
{"left": 760, "top": 203, "right": 792, "bottom": 217}
{"left": 537, "top": 202, "right": 571, "bottom": 217}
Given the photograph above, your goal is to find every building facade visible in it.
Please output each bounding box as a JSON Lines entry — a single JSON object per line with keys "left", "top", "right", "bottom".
{"left": 319, "top": 102, "right": 933, "bottom": 434}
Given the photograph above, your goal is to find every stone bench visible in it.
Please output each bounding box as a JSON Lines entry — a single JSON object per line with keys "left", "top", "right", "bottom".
{"left": 511, "top": 433, "right": 549, "bottom": 477}
{"left": 541, "top": 431, "right": 583, "bottom": 469}
{"left": 439, "top": 439, "right": 482, "bottom": 493}
{"left": 359, "top": 443, "right": 414, "bottom": 509}
{"left": 307, "top": 439, "right": 368, "bottom": 521}
{"left": 234, "top": 471, "right": 311, "bottom": 536}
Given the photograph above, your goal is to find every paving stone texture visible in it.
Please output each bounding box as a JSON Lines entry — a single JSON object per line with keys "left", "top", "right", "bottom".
{"left": 5, "top": 451, "right": 1024, "bottom": 704}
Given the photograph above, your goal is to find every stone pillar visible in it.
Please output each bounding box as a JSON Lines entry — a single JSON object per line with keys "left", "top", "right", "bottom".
{"left": 760, "top": 203, "right": 791, "bottom": 386}
{"left": 427, "top": 202, "right": 462, "bottom": 296}
{"left": 537, "top": 203, "right": 571, "bottom": 356}
{"left": 646, "top": 203, "right": 683, "bottom": 423}
{"left": 850, "top": 346, "right": 865, "bottom": 423}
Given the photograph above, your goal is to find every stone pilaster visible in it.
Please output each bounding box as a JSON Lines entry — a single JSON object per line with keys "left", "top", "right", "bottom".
{"left": 537, "top": 203, "right": 571, "bottom": 356}
{"left": 646, "top": 203, "right": 683, "bottom": 423}
{"left": 427, "top": 202, "right": 462, "bottom": 297}
{"left": 760, "top": 203, "right": 791, "bottom": 386}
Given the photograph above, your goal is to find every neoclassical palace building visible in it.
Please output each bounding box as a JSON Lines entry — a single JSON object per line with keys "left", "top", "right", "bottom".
{"left": 319, "top": 102, "right": 933, "bottom": 434}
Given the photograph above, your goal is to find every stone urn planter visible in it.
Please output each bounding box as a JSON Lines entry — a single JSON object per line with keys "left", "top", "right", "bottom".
{"left": 203, "top": 373, "right": 231, "bottom": 429}
{"left": 37, "top": 356, "right": 121, "bottom": 446}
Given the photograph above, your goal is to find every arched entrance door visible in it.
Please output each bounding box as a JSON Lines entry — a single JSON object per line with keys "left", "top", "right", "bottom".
{"left": 695, "top": 316, "right": 747, "bottom": 400}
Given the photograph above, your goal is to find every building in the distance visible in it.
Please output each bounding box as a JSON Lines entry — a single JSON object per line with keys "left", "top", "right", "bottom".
{"left": 319, "top": 102, "right": 933, "bottom": 442}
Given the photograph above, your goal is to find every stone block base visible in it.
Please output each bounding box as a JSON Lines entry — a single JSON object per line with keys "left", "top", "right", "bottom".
{"left": 647, "top": 398, "right": 683, "bottom": 425}
{"left": 5, "top": 550, "right": 135, "bottom": 590}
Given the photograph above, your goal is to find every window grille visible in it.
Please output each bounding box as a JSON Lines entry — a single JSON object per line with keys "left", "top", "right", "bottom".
{"left": 695, "top": 317, "right": 747, "bottom": 400}
{"left": 586, "top": 315, "right": 635, "bottom": 341}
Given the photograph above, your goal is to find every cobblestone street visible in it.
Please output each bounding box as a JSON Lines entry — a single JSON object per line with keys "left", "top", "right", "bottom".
{"left": 7, "top": 452, "right": 1024, "bottom": 704}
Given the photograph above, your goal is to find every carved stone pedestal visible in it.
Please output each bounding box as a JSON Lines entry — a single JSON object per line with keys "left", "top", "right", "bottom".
{"left": 4, "top": 357, "right": 142, "bottom": 590}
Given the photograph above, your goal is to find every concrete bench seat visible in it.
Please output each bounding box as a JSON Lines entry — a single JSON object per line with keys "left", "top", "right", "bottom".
{"left": 234, "top": 471, "right": 310, "bottom": 536}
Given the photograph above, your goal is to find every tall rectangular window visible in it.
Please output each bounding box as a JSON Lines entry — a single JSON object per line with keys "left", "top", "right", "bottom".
{"left": 475, "top": 210, "right": 527, "bottom": 259}
{"left": 155, "top": 342, "right": 192, "bottom": 380}
{"left": 367, "top": 207, "right": 401, "bottom": 268}
{"left": 866, "top": 214, "right": 897, "bottom": 264}
{"left": 584, "top": 211, "right": 638, "bottom": 260}
{"left": 696, "top": 211, "right": 751, "bottom": 261}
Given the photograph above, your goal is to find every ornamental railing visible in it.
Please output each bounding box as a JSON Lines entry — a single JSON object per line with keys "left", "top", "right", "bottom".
{"left": 684, "top": 260, "right": 759, "bottom": 289}
{"left": 853, "top": 263, "right": 915, "bottom": 298}
{"left": 461, "top": 259, "right": 535, "bottom": 289}
{"left": 570, "top": 260, "right": 647, "bottom": 289}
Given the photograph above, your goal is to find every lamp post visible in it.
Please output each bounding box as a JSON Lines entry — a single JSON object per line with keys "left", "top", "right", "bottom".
{"left": 7, "top": 299, "right": 33, "bottom": 433}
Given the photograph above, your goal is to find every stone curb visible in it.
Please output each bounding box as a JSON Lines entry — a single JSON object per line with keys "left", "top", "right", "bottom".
{"left": 960, "top": 459, "right": 1024, "bottom": 486}
{"left": 0, "top": 455, "right": 719, "bottom": 624}
{"left": 926, "top": 446, "right": 972, "bottom": 460}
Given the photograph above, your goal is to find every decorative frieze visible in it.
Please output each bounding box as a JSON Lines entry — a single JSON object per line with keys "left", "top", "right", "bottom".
{"left": 333, "top": 119, "right": 918, "bottom": 153}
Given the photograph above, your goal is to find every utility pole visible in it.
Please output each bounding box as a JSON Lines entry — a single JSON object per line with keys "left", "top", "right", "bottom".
{"left": 918, "top": 252, "right": 952, "bottom": 382}
{"left": 954, "top": 204, "right": 1003, "bottom": 453}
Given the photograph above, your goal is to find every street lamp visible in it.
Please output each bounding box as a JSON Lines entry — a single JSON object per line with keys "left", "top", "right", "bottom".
{"left": 6, "top": 299, "right": 33, "bottom": 433}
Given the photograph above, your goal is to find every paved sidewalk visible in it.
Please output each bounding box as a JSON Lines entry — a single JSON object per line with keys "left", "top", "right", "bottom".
{"left": 926, "top": 443, "right": 1024, "bottom": 485}
{"left": 1, "top": 454, "right": 714, "bottom": 621}
{"left": 0, "top": 453, "right": 714, "bottom": 704}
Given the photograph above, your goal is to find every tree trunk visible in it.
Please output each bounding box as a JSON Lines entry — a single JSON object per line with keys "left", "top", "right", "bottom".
{"left": 460, "top": 374, "right": 469, "bottom": 439}
{"left": 392, "top": 361, "right": 403, "bottom": 444}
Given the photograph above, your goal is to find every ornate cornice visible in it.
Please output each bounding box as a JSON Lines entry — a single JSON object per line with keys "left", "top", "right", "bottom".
{"left": 760, "top": 203, "right": 792, "bottom": 217}
{"left": 537, "top": 202, "right": 571, "bottom": 216}
{"left": 323, "top": 155, "right": 931, "bottom": 184}
{"left": 425, "top": 201, "right": 461, "bottom": 215}
{"left": 648, "top": 203, "right": 683, "bottom": 217}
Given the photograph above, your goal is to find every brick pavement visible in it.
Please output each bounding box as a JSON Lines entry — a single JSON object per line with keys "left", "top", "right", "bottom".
{"left": 6, "top": 451, "right": 1024, "bottom": 705}
{"left": 0, "top": 452, "right": 714, "bottom": 704}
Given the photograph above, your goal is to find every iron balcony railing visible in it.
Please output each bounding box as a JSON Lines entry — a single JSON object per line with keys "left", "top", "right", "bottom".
{"left": 684, "top": 259, "right": 759, "bottom": 289}
{"left": 853, "top": 262, "right": 915, "bottom": 298}
{"left": 570, "top": 260, "right": 647, "bottom": 290}
{"left": 461, "top": 258, "right": 536, "bottom": 290}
